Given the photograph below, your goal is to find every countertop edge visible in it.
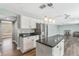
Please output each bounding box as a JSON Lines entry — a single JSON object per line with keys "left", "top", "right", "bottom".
{"left": 36, "top": 36, "right": 64, "bottom": 48}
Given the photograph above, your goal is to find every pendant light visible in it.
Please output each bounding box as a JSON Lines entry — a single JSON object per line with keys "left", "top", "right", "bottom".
{"left": 52, "top": 20, "right": 55, "bottom": 23}
{"left": 49, "top": 18, "right": 52, "bottom": 22}
{"left": 44, "top": 16, "right": 48, "bottom": 21}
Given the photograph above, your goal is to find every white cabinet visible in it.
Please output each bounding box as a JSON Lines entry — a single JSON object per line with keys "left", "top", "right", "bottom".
{"left": 33, "top": 35, "right": 39, "bottom": 47}
{"left": 30, "top": 18, "right": 36, "bottom": 28}
{"left": 29, "top": 35, "right": 39, "bottom": 47}
{"left": 21, "top": 16, "right": 36, "bottom": 29}
{"left": 20, "top": 37, "right": 34, "bottom": 53}
{"left": 53, "top": 39, "right": 64, "bottom": 56}
{"left": 21, "top": 16, "right": 30, "bottom": 29}
{"left": 23, "top": 37, "right": 34, "bottom": 52}
{"left": 53, "top": 43, "right": 60, "bottom": 56}
{"left": 20, "top": 35, "right": 39, "bottom": 53}
{"left": 60, "top": 39, "right": 64, "bottom": 55}
{"left": 36, "top": 39, "right": 64, "bottom": 56}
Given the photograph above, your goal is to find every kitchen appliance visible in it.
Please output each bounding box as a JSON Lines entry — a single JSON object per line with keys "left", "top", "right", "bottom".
{"left": 36, "top": 23, "right": 48, "bottom": 43}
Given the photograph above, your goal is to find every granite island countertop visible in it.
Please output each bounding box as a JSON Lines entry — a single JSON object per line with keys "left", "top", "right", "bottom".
{"left": 36, "top": 34, "right": 64, "bottom": 48}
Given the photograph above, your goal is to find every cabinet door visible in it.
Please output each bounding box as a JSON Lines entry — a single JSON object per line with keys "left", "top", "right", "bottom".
{"left": 35, "top": 18, "right": 41, "bottom": 23}
{"left": 21, "top": 16, "right": 30, "bottom": 29}
{"left": 30, "top": 18, "right": 36, "bottom": 28}
{"left": 53, "top": 44, "right": 60, "bottom": 56}
{"left": 53, "top": 39, "right": 64, "bottom": 56}
{"left": 23, "top": 37, "right": 34, "bottom": 52}
{"left": 60, "top": 39, "right": 64, "bottom": 56}
{"left": 33, "top": 35, "right": 39, "bottom": 47}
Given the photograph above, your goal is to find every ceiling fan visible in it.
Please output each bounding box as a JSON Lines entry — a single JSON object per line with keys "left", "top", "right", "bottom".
{"left": 49, "top": 14, "right": 71, "bottom": 20}
{"left": 39, "top": 3, "right": 54, "bottom": 9}
{"left": 54, "top": 14, "right": 71, "bottom": 19}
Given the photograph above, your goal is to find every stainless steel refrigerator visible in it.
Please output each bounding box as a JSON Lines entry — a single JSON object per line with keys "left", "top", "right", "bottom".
{"left": 36, "top": 23, "right": 48, "bottom": 43}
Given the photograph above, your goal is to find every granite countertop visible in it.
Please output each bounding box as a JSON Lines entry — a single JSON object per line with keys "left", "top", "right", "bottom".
{"left": 19, "top": 32, "right": 39, "bottom": 37}
{"left": 36, "top": 34, "right": 64, "bottom": 48}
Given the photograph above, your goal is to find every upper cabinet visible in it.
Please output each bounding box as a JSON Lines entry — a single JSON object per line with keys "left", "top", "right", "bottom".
{"left": 29, "top": 17, "right": 36, "bottom": 29}
{"left": 20, "top": 15, "right": 44, "bottom": 29}
{"left": 21, "top": 16, "right": 30, "bottom": 29}
{"left": 21, "top": 15, "right": 37, "bottom": 29}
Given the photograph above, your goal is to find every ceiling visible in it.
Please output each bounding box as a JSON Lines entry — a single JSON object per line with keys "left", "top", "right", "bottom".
{"left": 0, "top": 3, "right": 79, "bottom": 25}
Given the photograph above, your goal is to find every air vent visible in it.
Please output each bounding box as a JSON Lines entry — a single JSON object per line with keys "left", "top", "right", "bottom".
{"left": 47, "top": 3, "right": 53, "bottom": 7}
{"left": 40, "top": 4, "right": 46, "bottom": 9}
{"left": 39, "top": 3, "right": 54, "bottom": 9}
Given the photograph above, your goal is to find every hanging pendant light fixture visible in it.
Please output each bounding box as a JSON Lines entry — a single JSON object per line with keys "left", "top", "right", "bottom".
{"left": 52, "top": 20, "right": 55, "bottom": 23}
{"left": 44, "top": 16, "right": 48, "bottom": 21}
{"left": 44, "top": 16, "right": 55, "bottom": 24}
{"left": 49, "top": 17, "right": 52, "bottom": 22}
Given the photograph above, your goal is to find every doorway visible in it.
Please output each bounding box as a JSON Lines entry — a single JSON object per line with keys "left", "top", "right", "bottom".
{"left": 1, "top": 21, "right": 12, "bottom": 39}
{"left": 0, "top": 19, "right": 18, "bottom": 55}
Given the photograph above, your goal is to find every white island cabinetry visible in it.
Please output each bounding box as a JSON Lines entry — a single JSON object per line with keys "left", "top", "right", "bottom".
{"left": 53, "top": 39, "right": 64, "bottom": 56}
{"left": 36, "top": 39, "right": 64, "bottom": 56}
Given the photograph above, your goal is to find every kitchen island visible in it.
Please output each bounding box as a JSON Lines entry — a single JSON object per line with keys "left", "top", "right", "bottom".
{"left": 36, "top": 34, "right": 64, "bottom": 56}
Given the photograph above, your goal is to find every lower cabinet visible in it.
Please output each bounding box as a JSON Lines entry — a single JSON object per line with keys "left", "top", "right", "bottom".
{"left": 23, "top": 37, "right": 34, "bottom": 53}
{"left": 36, "top": 39, "right": 64, "bottom": 56}
{"left": 60, "top": 39, "right": 64, "bottom": 55}
{"left": 36, "top": 42, "right": 52, "bottom": 56}
{"left": 53, "top": 39, "right": 64, "bottom": 56}
{"left": 33, "top": 35, "right": 39, "bottom": 47}
{"left": 20, "top": 35, "right": 39, "bottom": 53}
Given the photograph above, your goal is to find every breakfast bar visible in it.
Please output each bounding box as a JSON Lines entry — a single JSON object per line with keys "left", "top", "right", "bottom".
{"left": 36, "top": 34, "right": 64, "bottom": 56}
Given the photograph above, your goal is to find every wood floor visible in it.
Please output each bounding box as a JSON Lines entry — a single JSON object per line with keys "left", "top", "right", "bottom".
{"left": 64, "top": 36, "right": 79, "bottom": 56}
{"left": 0, "top": 38, "right": 36, "bottom": 56}
{"left": 0, "top": 36, "right": 79, "bottom": 56}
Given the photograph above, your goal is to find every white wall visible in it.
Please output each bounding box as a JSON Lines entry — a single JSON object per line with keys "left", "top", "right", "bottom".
{"left": 48, "top": 24, "right": 59, "bottom": 37}
{"left": 58, "top": 24, "right": 79, "bottom": 35}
